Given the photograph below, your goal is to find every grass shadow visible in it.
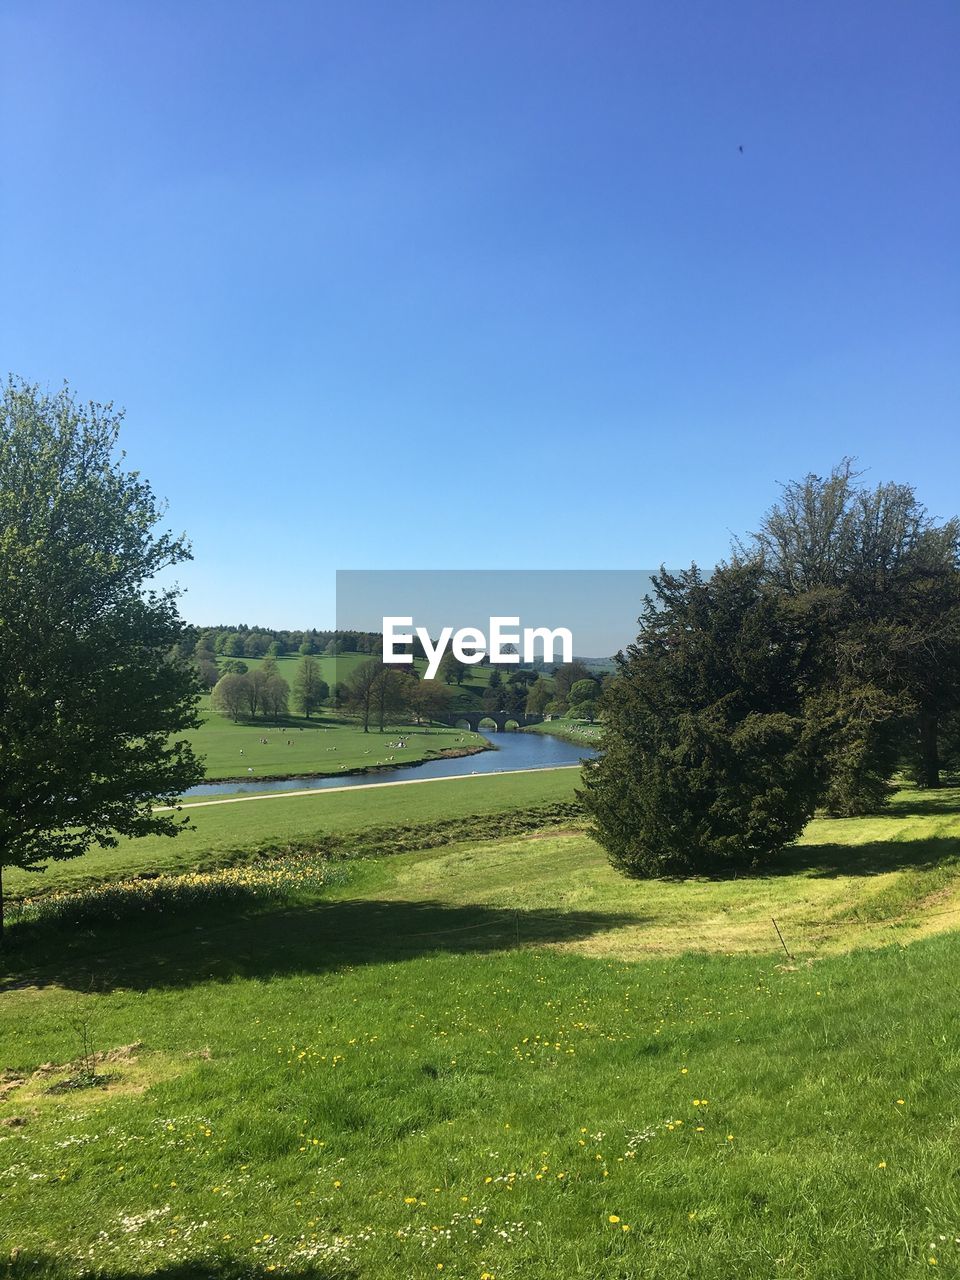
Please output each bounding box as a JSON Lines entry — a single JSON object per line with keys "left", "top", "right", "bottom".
{"left": 2, "top": 892, "right": 648, "bottom": 994}
{"left": 768, "top": 835, "right": 960, "bottom": 880}
{"left": 0, "top": 1256, "right": 345, "bottom": 1280}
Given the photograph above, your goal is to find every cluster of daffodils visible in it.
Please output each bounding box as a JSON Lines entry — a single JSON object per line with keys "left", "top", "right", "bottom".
{"left": 13, "top": 854, "right": 333, "bottom": 928}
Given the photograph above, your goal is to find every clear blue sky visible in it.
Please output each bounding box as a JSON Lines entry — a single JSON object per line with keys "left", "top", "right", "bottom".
{"left": 2, "top": 1, "right": 957, "bottom": 627}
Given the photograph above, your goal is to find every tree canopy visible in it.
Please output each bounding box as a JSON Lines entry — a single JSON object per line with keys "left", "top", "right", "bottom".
{"left": 0, "top": 378, "right": 204, "bottom": 930}
{"left": 581, "top": 563, "right": 825, "bottom": 875}
{"left": 586, "top": 462, "right": 960, "bottom": 875}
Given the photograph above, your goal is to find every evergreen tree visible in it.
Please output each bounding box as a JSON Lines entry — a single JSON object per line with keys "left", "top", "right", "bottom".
{"left": 581, "top": 563, "right": 825, "bottom": 876}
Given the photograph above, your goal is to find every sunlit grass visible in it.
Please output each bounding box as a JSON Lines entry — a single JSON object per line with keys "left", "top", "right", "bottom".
{"left": 3, "top": 782, "right": 960, "bottom": 1277}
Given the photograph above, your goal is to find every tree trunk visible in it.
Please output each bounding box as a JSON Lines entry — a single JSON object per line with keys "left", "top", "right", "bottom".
{"left": 0, "top": 863, "right": 4, "bottom": 942}
{"left": 918, "top": 709, "right": 941, "bottom": 789}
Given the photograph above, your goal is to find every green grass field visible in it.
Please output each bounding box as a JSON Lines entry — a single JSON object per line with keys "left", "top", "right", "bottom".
{"left": 3, "top": 770, "right": 582, "bottom": 899}
{"left": 3, "top": 778, "right": 960, "bottom": 1278}
{"left": 188, "top": 652, "right": 517, "bottom": 782}
{"left": 184, "top": 695, "right": 486, "bottom": 783}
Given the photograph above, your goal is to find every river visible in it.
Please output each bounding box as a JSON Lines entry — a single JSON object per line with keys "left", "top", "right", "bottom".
{"left": 181, "top": 730, "right": 598, "bottom": 798}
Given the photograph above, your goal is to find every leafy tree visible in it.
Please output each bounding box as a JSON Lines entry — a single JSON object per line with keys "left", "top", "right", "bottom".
{"left": 499, "top": 683, "right": 527, "bottom": 720}
{"left": 525, "top": 682, "right": 553, "bottom": 716}
{"left": 569, "top": 678, "right": 600, "bottom": 706}
{"left": 482, "top": 686, "right": 502, "bottom": 715}
{"left": 293, "top": 655, "right": 328, "bottom": 718}
{"left": 220, "top": 658, "right": 248, "bottom": 676}
{"left": 569, "top": 700, "right": 599, "bottom": 723}
{"left": 194, "top": 658, "right": 220, "bottom": 690}
{"left": 267, "top": 639, "right": 286, "bottom": 658}
{"left": 0, "top": 379, "right": 204, "bottom": 933}
{"left": 212, "top": 672, "right": 251, "bottom": 722}
{"left": 506, "top": 669, "right": 539, "bottom": 688}
{"left": 243, "top": 670, "right": 264, "bottom": 718}
{"left": 407, "top": 679, "right": 452, "bottom": 725}
{"left": 243, "top": 632, "right": 271, "bottom": 658}
{"left": 552, "top": 661, "right": 592, "bottom": 701}
{"left": 372, "top": 667, "right": 409, "bottom": 732}
{"left": 346, "top": 658, "right": 382, "bottom": 732}
{"left": 330, "top": 681, "right": 348, "bottom": 711}
{"left": 581, "top": 563, "right": 825, "bottom": 876}
{"left": 222, "top": 632, "right": 246, "bottom": 657}
{"left": 260, "top": 673, "right": 290, "bottom": 722}
{"left": 744, "top": 460, "right": 960, "bottom": 800}
{"left": 438, "top": 651, "right": 469, "bottom": 685}
{"left": 488, "top": 669, "right": 502, "bottom": 689}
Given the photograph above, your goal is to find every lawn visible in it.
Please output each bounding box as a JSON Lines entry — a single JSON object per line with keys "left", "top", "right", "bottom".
{"left": 3, "top": 782, "right": 960, "bottom": 1278}
{"left": 3, "top": 768, "right": 583, "bottom": 899}
{"left": 184, "top": 695, "right": 486, "bottom": 783}
{"left": 187, "top": 651, "right": 517, "bottom": 782}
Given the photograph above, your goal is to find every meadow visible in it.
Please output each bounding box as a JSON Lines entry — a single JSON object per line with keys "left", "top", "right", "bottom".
{"left": 184, "top": 699, "right": 485, "bottom": 784}
{"left": 187, "top": 653, "right": 511, "bottom": 782}
{"left": 3, "top": 775, "right": 960, "bottom": 1277}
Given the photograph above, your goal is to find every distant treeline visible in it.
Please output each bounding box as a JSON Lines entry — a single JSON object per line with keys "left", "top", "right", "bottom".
{"left": 172, "top": 626, "right": 384, "bottom": 660}
{"left": 174, "top": 625, "right": 590, "bottom": 670}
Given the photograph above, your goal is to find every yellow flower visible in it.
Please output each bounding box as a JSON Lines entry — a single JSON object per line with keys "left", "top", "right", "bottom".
{"left": 877, "top": 1161, "right": 887, "bottom": 1169}
{"left": 621, "top": 1223, "right": 631, "bottom": 1232}
{"left": 896, "top": 1099, "right": 905, "bottom": 1106}
{"left": 608, "top": 1214, "right": 621, "bottom": 1224}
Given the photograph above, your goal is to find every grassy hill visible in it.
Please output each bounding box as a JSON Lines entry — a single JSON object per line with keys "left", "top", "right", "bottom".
{"left": 4, "top": 778, "right": 960, "bottom": 1278}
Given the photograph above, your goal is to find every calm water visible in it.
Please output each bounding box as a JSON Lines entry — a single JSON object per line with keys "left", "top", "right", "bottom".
{"left": 181, "top": 730, "right": 597, "bottom": 798}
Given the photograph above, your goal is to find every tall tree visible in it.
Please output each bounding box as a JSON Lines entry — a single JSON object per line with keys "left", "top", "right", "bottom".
{"left": 407, "top": 679, "right": 452, "bottom": 725}
{"left": 0, "top": 379, "right": 204, "bottom": 934}
{"left": 212, "top": 673, "right": 250, "bottom": 722}
{"left": 346, "top": 658, "right": 382, "bottom": 732}
{"left": 438, "top": 651, "right": 469, "bottom": 685}
{"left": 292, "top": 655, "right": 328, "bottom": 719}
{"left": 260, "top": 673, "right": 290, "bottom": 722}
{"left": 552, "top": 661, "right": 592, "bottom": 702}
{"left": 744, "top": 461, "right": 960, "bottom": 797}
{"left": 372, "top": 667, "right": 409, "bottom": 732}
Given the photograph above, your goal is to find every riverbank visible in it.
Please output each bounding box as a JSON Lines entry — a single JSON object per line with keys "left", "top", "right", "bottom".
{"left": 206, "top": 741, "right": 492, "bottom": 785}
{"left": 523, "top": 719, "right": 602, "bottom": 748}
{"left": 180, "top": 728, "right": 595, "bottom": 798}
{"left": 185, "top": 704, "right": 491, "bottom": 783}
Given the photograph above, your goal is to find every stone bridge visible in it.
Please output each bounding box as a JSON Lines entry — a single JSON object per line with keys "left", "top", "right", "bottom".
{"left": 443, "top": 710, "right": 544, "bottom": 733}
